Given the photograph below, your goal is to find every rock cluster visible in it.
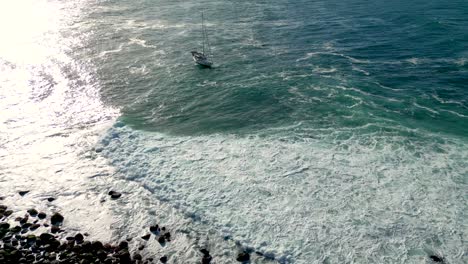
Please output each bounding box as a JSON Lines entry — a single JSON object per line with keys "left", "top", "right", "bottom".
{"left": 0, "top": 204, "right": 157, "bottom": 263}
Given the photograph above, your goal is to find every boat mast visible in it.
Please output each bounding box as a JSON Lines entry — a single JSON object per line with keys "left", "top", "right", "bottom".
{"left": 202, "top": 12, "right": 205, "bottom": 55}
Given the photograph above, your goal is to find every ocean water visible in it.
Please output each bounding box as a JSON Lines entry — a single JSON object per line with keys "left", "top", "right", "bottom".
{"left": 1, "top": 0, "right": 467, "bottom": 263}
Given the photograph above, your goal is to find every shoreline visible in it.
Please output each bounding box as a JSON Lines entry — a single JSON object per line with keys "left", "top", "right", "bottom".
{"left": 0, "top": 190, "right": 253, "bottom": 264}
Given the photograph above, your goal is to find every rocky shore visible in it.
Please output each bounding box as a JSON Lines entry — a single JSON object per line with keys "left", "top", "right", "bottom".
{"left": 0, "top": 190, "right": 240, "bottom": 264}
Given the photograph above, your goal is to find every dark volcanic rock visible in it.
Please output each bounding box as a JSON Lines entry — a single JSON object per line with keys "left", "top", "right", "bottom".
{"left": 141, "top": 234, "right": 151, "bottom": 240}
{"left": 27, "top": 209, "right": 38, "bottom": 216}
{"left": 133, "top": 253, "right": 142, "bottom": 261}
{"left": 10, "top": 226, "right": 22, "bottom": 233}
{"left": 163, "top": 232, "right": 171, "bottom": 241}
{"left": 118, "top": 241, "right": 128, "bottom": 250}
{"left": 201, "top": 248, "right": 213, "bottom": 264}
{"left": 3, "top": 210, "right": 13, "bottom": 217}
{"left": 108, "top": 190, "right": 122, "bottom": 199}
{"left": 150, "top": 224, "right": 160, "bottom": 233}
{"left": 21, "top": 223, "right": 32, "bottom": 229}
{"left": 138, "top": 245, "right": 145, "bottom": 250}
{"left": 47, "top": 197, "right": 55, "bottom": 202}
{"left": 51, "top": 226, "right": 60, "bottom": 233}
{"left": 202, "top": 255, "right": 213, "bottom": 264}
{"left": 0, "top": 222, "right": 10, "bottom": 230}
{"left": 50, "top": 213, "right": 64, "bottom": 226}
{"left": 236, "top": 252, "right": 250, "bottom": 262}
{"left": 91, "top": 241, "right": 103, "bottom": 251}
{"left": 116, "top": 250, "right": 131, "bottom": 262}
{"left": 18, "top": 191, "right": 30, "bottom": 196}
{"left": 429, "top": 255, "right": 444, "bottom": 262}
{"left": 157, "top": 236, "right": 166, "bottom": 244}
{"left": 160, "top": 256, "right": 168, "bottom": 263}
{"left": 39, "top": 233, "right": 54, "bottom": 242}
{"left": 29, "top": 223, "right": 40, "bottom": 231}
{"left": 38, "top": 212, "right": 47, "bottom": 219}
{"left": 74, "top": 233, "right": 84, "bottom": 243}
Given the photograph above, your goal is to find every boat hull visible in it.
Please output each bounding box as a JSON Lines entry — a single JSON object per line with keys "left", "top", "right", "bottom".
{"left": 191, "top": 51, "right": 212, "bottom": 68}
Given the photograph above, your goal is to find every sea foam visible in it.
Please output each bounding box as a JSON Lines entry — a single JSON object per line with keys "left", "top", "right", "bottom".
{"left": 98, "top": 122, "right": 467, "bottom": 263}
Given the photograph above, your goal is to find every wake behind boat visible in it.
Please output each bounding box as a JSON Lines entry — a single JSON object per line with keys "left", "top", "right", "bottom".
{"left": 191, "top": 12, "right": 213, "bottom": 68}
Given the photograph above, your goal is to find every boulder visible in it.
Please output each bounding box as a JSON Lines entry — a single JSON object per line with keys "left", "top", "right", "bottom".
{"left": 27, "top": 209, "right": 38, "bottom": 216}
{"left": 50, "top": 213, "right": 64, "bottom": 226}
{"left": 236, "top": 252, "right": 250, "bottom": 262}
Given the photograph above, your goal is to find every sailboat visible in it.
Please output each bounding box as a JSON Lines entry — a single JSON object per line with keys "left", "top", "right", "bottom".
{"left": 191, "top": 12, "right": 213, "bottom": 68}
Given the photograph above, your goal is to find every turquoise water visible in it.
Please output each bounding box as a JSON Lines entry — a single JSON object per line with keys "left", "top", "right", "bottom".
{"left": 88, "top": 0, "right": 468, "bottom": 137}
{"left": 1, "top": 0, "right": 467, "bottom": 263}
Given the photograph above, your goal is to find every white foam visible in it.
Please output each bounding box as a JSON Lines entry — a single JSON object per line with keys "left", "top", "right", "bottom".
{"left": 99, "top": 124, "right": 468, "bottom": 263}
{"left": 413, "top": 102, "right": 440, "bottom": 115}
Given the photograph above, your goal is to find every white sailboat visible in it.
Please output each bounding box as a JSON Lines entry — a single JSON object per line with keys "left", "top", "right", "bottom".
{"left": 191, "top": 12, "right": 213, "bottom": 68}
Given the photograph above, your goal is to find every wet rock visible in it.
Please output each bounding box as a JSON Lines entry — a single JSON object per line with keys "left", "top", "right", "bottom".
{"left": 50, "top": 213, "right": 64, "bottom": 226}
{"left": 157, "top": 236, "right": 166, "bottom": 244}
{"left": 150, "top": 224, "right": 160, "bottom": 233}
{"left": 108, "top": 191, "right": 122, "bottom": 199}
{"left": 116, "top": 250, "right": 131, "bottom": 262}
{"left": 0, "top": 205, "right": 6, "bottom": 210}
{"left": 118, "top": 241, "right": 128, "bottom": 250}
{"left": 97, "top": 250, "right": 107, "bottom": 260}
{"left": 2, "top": 235, "right": 12, "bottom": 243}
{"left": 20, "top": 217, "right": 28, "bottom": 224}
{"left": 26, "top": 235, "right": 36, "bottom": 243}
{"left": 236, "top": 252, "right": 250, "bottom": 262}
{"left": 429, "top": 255, "right": 444, "bottom": 262}
{"left": 133, "top": 253, "right": 142, "bottom": 261}
{"left": 51, "top": 226, "right": 60, "bottom": 233}
{"left": 21, "top": 223, "right": 32, "bottom": 229}
{"left": 160, "top": 256, "right": 168, "bottom": 263}
{"left": 91, "top": 241, "right": 103, "bottom": 251}
{"left": 26, "top": 253, "right": 35, "bottom": 262}
{"left": 163, "top": 232, "right": 171, "bottom": 241}
{"left": 10, "top": 226, "right": 22, "bottom": 233}
{"left": 141, "top": 234, "right": 151, "bottom": 240}
{"left": 27, "top": 209, "right": 38, "bottom": 216}
{"left": 18, "top": 191, "right": 30, "bottom": 196}
{"left": 39, "top": 233, "right": 54, "bottom": 242}
{"left": 103, "top": 243, "right": 113, "bottom": 251}
{"left": 202, "top": 255, "right": 213, "bottom": 264}
{"left": 3, "top": 210, "right": 12, "bottom": 217}
{"left": 38, "top": 212, "right": 47, "bottom": 219}
{"left": 47, "top": 197, "right": 55, "bottom": 202}
{"left": 75, "top": 233, "right": 84, "bottom": 243}
{"left": 30, "top": 223, "right": 40, "bottom": 231}
{"left": 0, "top": 222, "right": 10, "bottom": 230}
{"left": 82, "top": 241, "right": 92, "bottom": 251}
